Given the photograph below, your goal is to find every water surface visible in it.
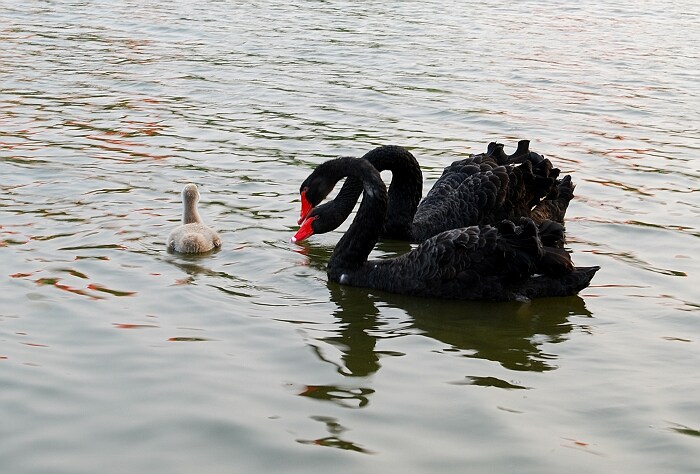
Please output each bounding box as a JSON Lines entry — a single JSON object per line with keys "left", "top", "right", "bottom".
{"left": 1, "top": 1, "right": 699, "bottom": 473}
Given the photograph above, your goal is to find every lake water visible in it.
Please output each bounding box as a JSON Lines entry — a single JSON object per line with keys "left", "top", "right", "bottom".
{"left": 1, "top": 1, "right": 698, "bottom": 472}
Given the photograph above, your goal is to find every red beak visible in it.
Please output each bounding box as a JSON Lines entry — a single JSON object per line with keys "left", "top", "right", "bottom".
{"left": 298, "top": 189, "right": 313, "bottom": 225}
{"left": 292, "top": 216, "right": 317, "bottom": 243}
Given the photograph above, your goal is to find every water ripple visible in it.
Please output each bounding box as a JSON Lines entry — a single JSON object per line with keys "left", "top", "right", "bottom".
{"left": 1, "top": 1, "right": 699, "bottom": 473}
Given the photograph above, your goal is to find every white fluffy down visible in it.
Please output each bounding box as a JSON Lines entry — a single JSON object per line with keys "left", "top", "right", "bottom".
{"left": 167, "top": 183, "right": 222, "bottom": 254}
{"left": 167, "top": 223, "right": 222, "bottom": 254}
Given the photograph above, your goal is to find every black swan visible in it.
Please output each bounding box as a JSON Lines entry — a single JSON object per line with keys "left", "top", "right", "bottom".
{"left": 297, "top": 140, "right": 574, "bottom": 243}
{"left": 167, "top": 184, "right": 222, "bottom": 254}
{"left": 293, "top": 157, "right": 599, "bottom": 301}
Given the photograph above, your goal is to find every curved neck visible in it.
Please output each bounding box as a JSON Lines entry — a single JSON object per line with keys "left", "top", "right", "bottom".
{"left": 362, "top": 145, "right": 422, "bottom": 239}
{"left": 321, "top": 175, "right": 364, "bottom": 224}
{"left": 323, "top": 158, "right": 387, "bottom": 278}
{"left": 330, "top": 145, "right": 422, "bottom": 240}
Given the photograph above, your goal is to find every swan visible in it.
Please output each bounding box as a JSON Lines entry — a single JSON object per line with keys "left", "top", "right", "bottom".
{"left": 166, "top": 184, "right": 222, "bottom": 254}
{"left": 297, "top": 140, "right": 575, "bottom": 243}
{"left": 292, "top": 157, "right": 598, "bottom": 301}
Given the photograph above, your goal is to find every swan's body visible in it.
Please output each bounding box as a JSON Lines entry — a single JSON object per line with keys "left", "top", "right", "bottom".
{"left": 293, "top": 157, "right": 598, "bottom": 301}
{"left": 298, "top": 141, "right": 574, "bottom": 244}
{"left": 167, "top": 184, "right": 221, "bottom": 254}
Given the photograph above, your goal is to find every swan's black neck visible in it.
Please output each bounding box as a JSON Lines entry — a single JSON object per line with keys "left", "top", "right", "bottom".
{"left": 362, "top": 145, "right": 422, "bottom": 240}
{"left": 331, "top": 145, "right": 422, "bottom": 240}
{"left": 319, "top": 158, "right": 387, "bottom": 280}
{"left": 312, "top": 174, "right": 363, "bottom": 228}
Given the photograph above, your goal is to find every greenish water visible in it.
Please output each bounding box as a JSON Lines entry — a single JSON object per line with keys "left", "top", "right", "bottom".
{"left": 1, "top": 1, "right": 698, "bottom": 473}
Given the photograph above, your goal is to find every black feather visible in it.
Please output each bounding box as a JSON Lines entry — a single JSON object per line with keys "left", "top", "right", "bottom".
{"left": 299, "top": 157, "right": 599, "bottom": 301}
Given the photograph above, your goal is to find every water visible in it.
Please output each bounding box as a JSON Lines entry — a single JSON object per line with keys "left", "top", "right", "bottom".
{"left": 1, "top": 1, "right": 698, "bottom": 472}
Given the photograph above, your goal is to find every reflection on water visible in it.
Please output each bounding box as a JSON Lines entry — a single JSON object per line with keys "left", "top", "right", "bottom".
{"left": 298, "top": 385, "right": 374, "bottom": 409}
{"left": 1, "top": 0, "right": 699, "bottom": 472}
{"left": 289, "top": 242, "right": 594, "bottom": 409}
{"left": 320, "top": 279, "right": 592, "bottom": 375}
{"left": 297, "top": 416, "right": 374, "bottom": 454}
{"left": 401, "top": 295, "right": 591, "bottom": 372}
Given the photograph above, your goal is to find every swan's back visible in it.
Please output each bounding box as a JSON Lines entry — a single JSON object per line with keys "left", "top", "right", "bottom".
{"left": 167, "top": 223, "right": 221, "bottom": 254}
{"left": 412, "top": 154, "right": 513, "bottom": 240}
{"left": 412, "top": 142, "right": 568, "bottom": 241}
{"left": 334, "top": 218, "right": 599, "bottom": 301}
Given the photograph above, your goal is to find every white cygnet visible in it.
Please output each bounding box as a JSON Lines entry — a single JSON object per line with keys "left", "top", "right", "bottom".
{"left": 167, "top": 184, "right": 222, "bottom": 254}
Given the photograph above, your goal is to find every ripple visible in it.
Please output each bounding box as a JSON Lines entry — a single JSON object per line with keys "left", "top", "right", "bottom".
{"left": 1, "top": 1, "right": 699, "bottom": 473}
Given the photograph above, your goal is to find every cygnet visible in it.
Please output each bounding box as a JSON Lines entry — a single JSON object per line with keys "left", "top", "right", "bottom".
{"left": 167, "top": 184, "right": 222, "bottom": 254}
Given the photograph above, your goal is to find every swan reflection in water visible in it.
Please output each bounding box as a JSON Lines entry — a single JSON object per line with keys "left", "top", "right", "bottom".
{"left": 295, "top": 239, "right": 594, "bottom": 408}
{"left": 161, "top": 252, "right": 254, "bottom": 300}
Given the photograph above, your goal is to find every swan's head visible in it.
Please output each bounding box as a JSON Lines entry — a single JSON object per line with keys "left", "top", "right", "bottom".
{"left": 298, "top": 158, "right": 364, "bottom": 224}
{"left": 296, "top": 157, "right": 382, "bottom": 227}
{"left": 292, "top": 200, "right": 348, "bottom": 243}
{"left": 298, "top": 174, "right": 335, "bottom": 224}
{"left": 182, "top": 183, "right": 200, "bottom": 204}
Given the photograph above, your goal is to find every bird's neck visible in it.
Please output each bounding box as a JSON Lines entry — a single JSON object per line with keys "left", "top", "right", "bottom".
{"left": 182, "top": 201, "right": 202, "bottom": 224}
{"left": 363, "top": 145, "right": 422, "bottom": 240}
{"left": 326, "top": 159, "right": 387, "bottom": 279}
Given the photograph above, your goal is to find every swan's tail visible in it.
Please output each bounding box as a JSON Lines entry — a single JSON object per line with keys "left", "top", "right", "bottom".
{"left": 168, "top": 233, "right": 212, "bottom": 254}
{"left": 487, "top": 139, "right": 531, "bottom": 165}
{"left": 497, "top": 217, "right": 599, "bottom": 299}
{"left": 531, "top": 174, "right": 575, "bottom": 224}
{"left": 533, "top": 218, "right": 576, "bottom": 276}
{"left": 502, "top": 159, "right": 558, "bottom": 218}
{"left": 537, "top": 219, "right": 566, "bottom": 249}
{"left": 496, "top": 218, "right": 543, "bottom": 280}
{"left": 513, "top": 266, "right": 600, "bottom": 299}
{"left": 498, "top": 218, "right": 582, "bottom": 280}
{"left": 487, "top": 140, "right": 574, "bottom": 224}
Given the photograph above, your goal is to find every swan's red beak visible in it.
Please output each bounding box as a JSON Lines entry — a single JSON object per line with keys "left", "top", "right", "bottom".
{"left": 292, "top": 216, "right": 317, "bottom": 243}
{"left": 298, "top": 189, "right": 312, "bottom": 225}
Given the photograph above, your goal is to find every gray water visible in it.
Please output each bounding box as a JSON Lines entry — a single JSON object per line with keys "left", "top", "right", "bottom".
{"left": 1, "top": 1, "right": 699, "bottom": 473}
